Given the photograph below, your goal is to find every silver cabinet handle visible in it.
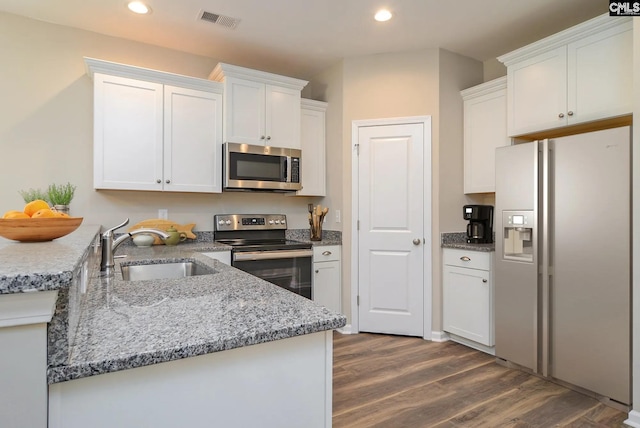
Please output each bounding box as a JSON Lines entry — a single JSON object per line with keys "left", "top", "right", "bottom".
{"left": 322, "top": 251, "right": 332, "bottom": 256}
{"left": 567, "top": 111, "right": 574, "bottom": 116}
{"left": 165, "top": 179, "right": 170, "bottom": 184}
{"left": 482, "top": 278, "right": 488, "bottom": 283}
{"left": 460, "top": 256, "right": 471, "bottom": 261}
{"left": 156, "top": 179, "right": 161, "bottom": 183}
{"left": 558, "top": 113, "right": 565, "bottom": 118}
{"left": 412, "top": 239, "right": 421, "bottom": 245}
{"left": 266, "top": 136, "right": 271, "bottom": 141}
{"left": 260, "top": 135, "right": 266, "bottom": 140}
{"left": 315, "top": 269, "right": 319, "bottom": 274}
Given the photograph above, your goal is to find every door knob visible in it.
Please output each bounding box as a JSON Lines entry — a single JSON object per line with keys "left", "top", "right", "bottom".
{"left": 413, "top": 238, "right": 421, "bottom": 245}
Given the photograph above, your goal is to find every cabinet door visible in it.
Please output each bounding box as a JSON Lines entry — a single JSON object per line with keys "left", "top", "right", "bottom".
{"left": 443, "top": 265, "right": 493, "bottom": 346}
{"left": 297, "top": 103, "right": 326, "bottom": 196}
{"left": 93, "top": 73, "right": 163, "bottom": 190}
{"left": 313, "top": 260, "right": 341, "bottom": 313}
{"left": 463, "top": 86, "right": 508, "bottom": 194}
{"left": 265, "top": 85, "right": 301, "bottom": 149}
{"left": 164, "top": 86, "right": 223, "bottom": 193}
{"left": 224, "top": 77, "right": 265, "bottom": 145}
{"left": 567, "top": 21, "right": 632, "bottom": 125}
{"left": 507, "top": 47, "right": 567, "bottom": 136}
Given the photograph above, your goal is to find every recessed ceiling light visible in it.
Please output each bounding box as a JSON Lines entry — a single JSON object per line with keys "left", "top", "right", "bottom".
{"left": 127, "top": 1, "right": 151, "bottom": 14}
{"left": 374, "top": 9, "right": 393, "bottom": 22}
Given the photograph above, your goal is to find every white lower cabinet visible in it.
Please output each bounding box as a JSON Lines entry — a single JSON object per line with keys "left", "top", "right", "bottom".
{"left": 312, "top": 246, "right": 341, "bottom": 313}
{"left": 442, "top": 248, "right": 494, "bottom": 352}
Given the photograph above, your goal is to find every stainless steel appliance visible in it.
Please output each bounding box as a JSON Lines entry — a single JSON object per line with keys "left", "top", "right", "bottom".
{"left": 495, "top": 126, "right": 630, "bottom": 405}
{"left": 463, "top": 204, "right": 493, "bottom": 243}
{"left": 214, "top": 214, "right": 312, "bottom": 299}
{"left": 223, "top": 143, "right": 302, "bottom": 192}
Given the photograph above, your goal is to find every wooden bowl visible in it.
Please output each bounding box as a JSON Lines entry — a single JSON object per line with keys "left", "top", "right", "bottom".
{"left": 0, "top": 217, "right": 83, "bottom": 242}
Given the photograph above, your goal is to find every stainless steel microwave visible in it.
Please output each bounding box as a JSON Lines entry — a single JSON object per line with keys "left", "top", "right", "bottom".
{"left": 223, "top": 142, "right": 302, "bottom": 192}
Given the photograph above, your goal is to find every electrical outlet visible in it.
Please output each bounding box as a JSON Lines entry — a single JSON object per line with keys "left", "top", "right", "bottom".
{"left": 335, "top": 210, "right": 341, "bottom": 223}
{"left": 158, "top": 209, "right": 168, "bottom": 220}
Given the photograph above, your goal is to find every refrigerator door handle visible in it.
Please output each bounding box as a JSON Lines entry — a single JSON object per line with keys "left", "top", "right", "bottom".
{"left": 540, "top": 139, "right": 551, "bottom": 377}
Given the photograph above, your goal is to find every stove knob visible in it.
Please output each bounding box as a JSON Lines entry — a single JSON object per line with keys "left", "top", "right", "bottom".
{"left": 280, "top": 219, "right": 286, "bottom": 225}
{"left": 218, "top": 220, "right": 225, "bottom": 225}
{"left": 269, "top": 220, "right": 275, "bottom": 225}
{"left": 273, "top": 220, "right": 279, "bottom": 224}
{"left": 225, "top": 220, "right": 231, "bottom": 225}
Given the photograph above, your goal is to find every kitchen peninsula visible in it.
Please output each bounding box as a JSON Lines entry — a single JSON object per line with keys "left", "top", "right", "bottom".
{"left": 0, "top": 226, "right": 345, "bottom": 428}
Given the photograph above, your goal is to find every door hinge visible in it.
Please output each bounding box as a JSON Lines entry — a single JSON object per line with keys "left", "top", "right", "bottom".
{"left": 357, "top": 295, "right": 360, "bottom": 306}
{"left": 357, "top": 220, "right": 360, "bottom": 230}
{"left": 354, "top": 143, "right": 360, "bottom": 155}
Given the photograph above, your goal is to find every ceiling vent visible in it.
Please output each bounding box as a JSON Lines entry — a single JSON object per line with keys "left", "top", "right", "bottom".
{"left": 199, "top": 11, "right": 240, "bottom": 29}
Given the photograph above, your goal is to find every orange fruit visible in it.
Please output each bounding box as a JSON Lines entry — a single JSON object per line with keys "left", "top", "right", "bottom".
{"left": 3, "top": 210, "right": 29, "bottom": 219}
{"left": 31, "top": 208, "right": 56, "bottom": 218}
{"left": 24, "top": 200, "right": 50, "bottom": 217}
{"left": 52, "top": 211, "right": 69, "bottom": 217}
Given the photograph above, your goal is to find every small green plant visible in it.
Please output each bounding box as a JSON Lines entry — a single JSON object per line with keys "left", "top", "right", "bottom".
{"left": 19, "top": 188, "right": 49, "bottom": 204}
{"left": 47, "top": 182, "right": 77, "bottom": 206}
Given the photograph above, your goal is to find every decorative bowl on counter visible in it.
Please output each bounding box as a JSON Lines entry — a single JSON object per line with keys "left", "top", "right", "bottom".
{"left": 0, "top": 217, "right": 83, "bottom": 242}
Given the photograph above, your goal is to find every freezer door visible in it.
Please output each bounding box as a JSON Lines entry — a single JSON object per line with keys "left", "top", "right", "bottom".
{"left": 494, "top": 142, "right": 539, "bottom": 371}
{"left": 549, "top": 126, "right": 630, "bottom": 405}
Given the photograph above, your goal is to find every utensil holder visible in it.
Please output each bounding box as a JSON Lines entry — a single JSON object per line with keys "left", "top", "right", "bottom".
{"left": 310, "top": 222, "right": 323, "bottom": 241}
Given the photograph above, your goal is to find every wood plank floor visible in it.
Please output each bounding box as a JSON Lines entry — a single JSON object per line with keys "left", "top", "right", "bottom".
{"left": 333, "top": 332, "right": 628, "bottom": 428}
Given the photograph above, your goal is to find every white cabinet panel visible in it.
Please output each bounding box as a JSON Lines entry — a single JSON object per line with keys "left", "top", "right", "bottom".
{"left": 313, "top": 246, "right": 341, "bottom": 313}
{"left": 93, "top": 73, "right": 164, "bottom": 191}
{"left": 210, "top": 63, "right": 307, "bottom": 149}
{"left": 443, "top": 249, "right": 494, "bottom": 348}
{"left": 88, "top": 59, "right": 224, "bottom": 193}
{"left": 461, "top": 77, "right": 509, "bottom": 194}
{"left": 297, "top": 99, "right": 327, "bottom": 196}
{"left": 499, "top": 14, "right": 632, "bottom": 136}
{"left": 164, "top": 86, "right": 223, "bottom": 193}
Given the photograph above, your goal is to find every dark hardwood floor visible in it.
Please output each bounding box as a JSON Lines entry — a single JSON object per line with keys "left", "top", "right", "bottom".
{"left": 332, "top": 332, "right": 628, "bottom": 427}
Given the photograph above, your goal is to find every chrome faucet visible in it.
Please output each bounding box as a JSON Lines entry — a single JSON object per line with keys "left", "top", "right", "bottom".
{"left": 100, "top": 218, "right": 170, "bottom": 275}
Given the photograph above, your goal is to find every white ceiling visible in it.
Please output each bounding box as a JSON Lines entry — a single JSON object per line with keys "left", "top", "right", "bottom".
{"left": 0, "top": 0, "right": 607, "bottom": 79}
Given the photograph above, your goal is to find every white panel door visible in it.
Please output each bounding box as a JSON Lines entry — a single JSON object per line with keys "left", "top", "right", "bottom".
{"left": 163, "top": 86, "right": 223, "bottom": 193}
{"left": 265, "top": 85, "right": 301, "bottom": 149}
{"left": 357, "top": 123, "right": 424, "bottom": 336}
{"left": 93, "top": 73, "right": 163, "bottom": 190}
{"left": 508, "top": 47, "right": 566, "bottom": 136}
{"left": 224, "top": 77, "right": 265, "bottom": 145}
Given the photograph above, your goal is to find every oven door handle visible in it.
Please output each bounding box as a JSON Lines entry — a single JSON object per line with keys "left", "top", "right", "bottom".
{"left": 233, "top": 249, "right": 313, "bottom": 262}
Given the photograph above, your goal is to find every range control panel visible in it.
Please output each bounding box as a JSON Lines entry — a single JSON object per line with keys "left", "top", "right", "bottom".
{"left": 214, "top": 214, "right": 287, "bottom": 231}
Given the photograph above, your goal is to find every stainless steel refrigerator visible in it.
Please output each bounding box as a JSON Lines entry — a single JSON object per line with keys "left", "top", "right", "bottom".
{"left": 494, "top": 126, "right": 630, "bottom": 406}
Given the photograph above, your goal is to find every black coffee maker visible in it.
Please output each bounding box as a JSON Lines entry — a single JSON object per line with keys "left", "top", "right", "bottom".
{"left": 463, "top": 205, "right": 494, "bottom": 244}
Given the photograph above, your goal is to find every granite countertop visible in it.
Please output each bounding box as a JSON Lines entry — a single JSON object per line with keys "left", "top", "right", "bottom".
{"left": 45, "top": 235, "right": 345, "bottom": 384}
{"left": 441, "top": 232, "right": 495, "bottom": 252}
{"left": 0, "top": 225, "right": 102, "bottom": 294}
{"left": 287, "top": 229, "right": 342, "bottom": 246}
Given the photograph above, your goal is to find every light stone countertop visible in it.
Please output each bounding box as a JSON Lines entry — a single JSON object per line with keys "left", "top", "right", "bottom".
{"left": 42, "top": 234, "right": 345, "bottom": 384}
{"left": 0, "top": 226, "right": 346, "bottom": 384}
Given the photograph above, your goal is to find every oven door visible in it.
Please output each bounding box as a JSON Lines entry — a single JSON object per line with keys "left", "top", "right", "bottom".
{"left": 232, "top": 249, "right": 312, "bottom": 299}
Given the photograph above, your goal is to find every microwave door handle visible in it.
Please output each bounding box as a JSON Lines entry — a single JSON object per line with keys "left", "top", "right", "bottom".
{"left": 285, "top": 156, "right": 291, "bottom": 183}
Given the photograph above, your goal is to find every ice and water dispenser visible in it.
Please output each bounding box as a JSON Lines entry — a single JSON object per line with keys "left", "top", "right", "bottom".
{"left": 502, "top": 211, "right": 534, "bottom": 262}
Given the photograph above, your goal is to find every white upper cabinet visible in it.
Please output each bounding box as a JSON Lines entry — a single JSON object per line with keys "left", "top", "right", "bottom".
{"left": 461, "top": 77, "right": 509, "bottom": 194}
{"left": 499, "top": 14, "right": 632, "bottom": 137}
{"left": 297, "top": 99, "right": 328, "bottom": 196}
{"left": 86, "top": 58, "right": 223, "bottom": 193}
{"left": 209, "top": 63, "right": 308, "bottom": 149}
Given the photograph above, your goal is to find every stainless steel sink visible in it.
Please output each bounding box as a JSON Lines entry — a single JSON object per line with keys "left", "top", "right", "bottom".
{"left": 120, "top": 261, "right": 216, "bottom": 281}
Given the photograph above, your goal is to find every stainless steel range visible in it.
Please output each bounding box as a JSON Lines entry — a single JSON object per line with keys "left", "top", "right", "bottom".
{"left": 214, "top": 214, "right": 313, "bottom": 299}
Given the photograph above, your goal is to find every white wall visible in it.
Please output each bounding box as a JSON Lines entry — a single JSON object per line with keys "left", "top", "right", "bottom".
{"left": 0, "top": 12, "right": 320, "bottom": 232}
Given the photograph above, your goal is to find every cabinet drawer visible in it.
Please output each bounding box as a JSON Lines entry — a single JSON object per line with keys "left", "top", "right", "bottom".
{"left": 443, "top": 248, "right": 491, "bottom": 270}
{"left": 313, "top": 246, "right": 340, "bottom": 262}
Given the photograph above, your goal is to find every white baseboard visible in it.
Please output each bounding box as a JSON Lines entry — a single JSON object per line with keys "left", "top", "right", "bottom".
{"left": 336, "top": 324, "right": 353, "bottom": 335}
{"left": 430, "top": 331, "right": 450, "bottom": 342}
{"left": 625, "top": 410, "right": 640, "bottom": 427}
